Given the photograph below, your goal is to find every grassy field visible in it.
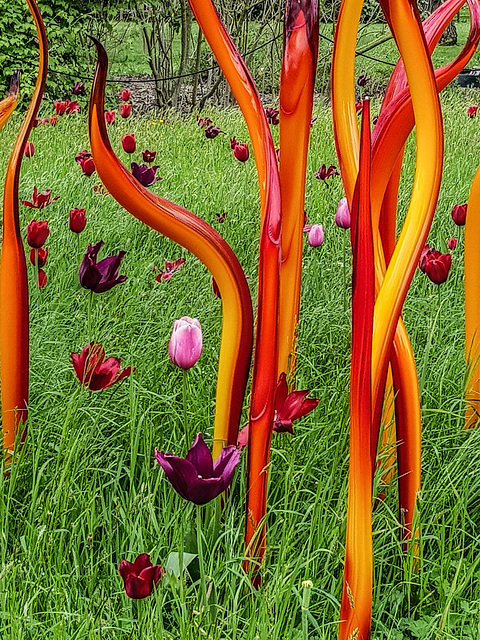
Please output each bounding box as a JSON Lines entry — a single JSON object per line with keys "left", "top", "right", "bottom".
{"left": 1, "top": 62, "right": 480, "bottom": 639}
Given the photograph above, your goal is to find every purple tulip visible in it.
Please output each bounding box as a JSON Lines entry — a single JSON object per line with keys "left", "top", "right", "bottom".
{"left": 154, "top": 433, "right": 241, "bottom": 504}
{"left": 79, "top": 241, "right": 127, "bottom": 293}
{"left": 168, "top": 316, "right": 202, "bottom": 370}
{"left": 304, "top": 223, "right": 325, "bottom": 247}
{"left": 335, "top": 197, "right": 351, "bottom": 229}
{"left": 131, "top": 162, "right": 161, "bottom": 187}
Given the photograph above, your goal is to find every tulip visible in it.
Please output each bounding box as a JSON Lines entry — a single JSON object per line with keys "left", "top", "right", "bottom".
{"left": 448, "top": 237, "right": 458, "bottom": 250}
{"left": 22, "top": 187, "right": 59, "bottom": 210}
{"left": 70, "top": 342, "right": 134, "bottom": 391}
{"left": 26, "top": 220, "right": 50, "bottom": 248}
{"left": 314, "top": 163, "right": 340, "bottom": 183}
{"left": 105, "top": 110, "right": 116, "bottom": 124}
{"left": 142, "top": 149, "right": 156, "bottom": 163}
{"left": 120, "top": 103, "right": 132, "bottom": 118}
{"left": 40, "top": 118, "right": 49, "bottom": 125}
{"left": 79, "top": 157, "right": 96, "bottom": 177}
{"left": 304, "top": 223, "right": 325, "bottom": 247}
{"left": 49, "top": 116, "right": 57, "bottom": 126}
{"left": 66, "top": 100, "right": 80, "bottom": 114}
{"left": 419, "top": 246, "right": 452, "bottom": 284}
{"left": 355, "top": 100, "right": 363, "bottom": 114}
{"left": 467, "top": 105, "right": 478, "bottom": 118}
{"left": 357, "top": 73, "right": 370, "bottom": 87}
{"left": 75, "top": 150, "right": 92, "bottom": 164}
{"left": 197, "top": 116, "right": 213, "bottom": 128}
{"left": 72, "top": 81, "right": 85, "bottom": 95}
{"left": 215, "top": 211, "right": 227, "bottom": 223}
{"left": 32, "top": 118, "right": 40, "bottom": 128}
{"left": 37, "top": 269, "right": 47, "bottom": 289}
{"left": 335, "top": 197, "right": 351, "bottom": 229}
{"left": 231, "top": 140, "right": 249, "bottom": 162}
{"left": 451, "top": 203, "right": 467, "bottom": 226}
{"left": 54, "top": 101, "right": 68, "bottom": 115}
{"left": 121, "top": 133, "right": 136, "bottom": 154}
{"left": 79, "top": 241, "right": 127, "bottom": 293}
{"left": 205, "top": 125, "right": 222, "bottom": 139}
{"left": 168, "top": 316, "right": 202, "bottom": 370}
{"left": 119, "top": 554, "right": 164, "bottom": 600}
{"left": 69, "top": 208, "right": 87, "bottom": 234}
{"left": 265, "top": 107, "right": 279, "bottom": 125}
{"left": 24, "top": 141, "right": 34, "bottom": 158}
{"left": 120, "top": 89, "right": 131, "bottom": 102}
{"left": 154, "top": 433, "right": 241, "bottom": 504}
{"left": 131, "top": 162, "right": 161, "bottom": 187}
{"left": 155, "top": 257, "right": 185, "bottom": 282}
{"left": 29, "top": 247, "right": 48, "bottom": 267}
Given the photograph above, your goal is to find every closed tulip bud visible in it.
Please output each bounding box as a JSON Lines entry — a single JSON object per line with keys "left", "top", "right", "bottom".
{"left": 122, "top": 133, "right": 136, "bottom": 154}
{"left": 120, "top": 89, "right": 131, "bottom": 102}
{"left": 49, "top": 116, "right": 57, "bottom": 126}
{"left": 72, "top": 81, "right": 85, "bottom": 95}
{"left": 26, "top": 220, "right": 50, "bottom": 248}
{"left": 335, "top": 197, "right": 351, "bottom": 229}
{"left": 168, "top": 316, "right": 203, "bottom": 370}
{"left": 448, "top": 237, "right": 458, "bottom": 250}
{"left": 24, "top": 141, "right": 34, "bottom": 158}
{"left": 232, "top": 141, "right": 249, "bottom": 162}
{"left": 105, "top": 110, "right": 116, "bottom": 124}
{"left": 451, "top": 203, "right": 467, "bottom": 226}
{"left": 142, "top": 149, "right": 156, "bottom": 163}
{"left": 69, "top": 208, "right": 87, "bottom": 233}
{"left": 306, "top": 224, "right": 325, "bottom": 247}
{"left": 29, "top": 246, "right": 48, "bottom": 267}
{"left": 467, "top": 105, "right": 478, "bottom": 118}
{"left": 120, "top": 103, "right": 132, "bottom": 118}
{"left": 79, "top": 157, "right": 95, "bottom": 177}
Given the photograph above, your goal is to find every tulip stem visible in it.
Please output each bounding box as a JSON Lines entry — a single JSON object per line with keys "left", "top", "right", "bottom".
{"left": 196, "top": 504, "right": 208, "bottom": 616}
{"left": 183, "top": 370, "right": 189, "bottom": 445}
{"left": 87, "top": 290, "right": 93, "bottom": 339}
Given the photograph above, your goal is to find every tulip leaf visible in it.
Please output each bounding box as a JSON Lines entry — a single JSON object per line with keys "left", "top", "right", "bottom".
{"left": 164, "top": 551, "right": 197, "bottom": 579}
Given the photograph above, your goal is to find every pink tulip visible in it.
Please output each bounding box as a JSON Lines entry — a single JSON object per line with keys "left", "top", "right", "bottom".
{"left": 305, "top": 224, "right": 325, "bottom": 247}
{"left": 335, "top": 197, "right": 351, "bottom": 229}
{"left": 168, "top": 316, "right": 203, "bottom": 370}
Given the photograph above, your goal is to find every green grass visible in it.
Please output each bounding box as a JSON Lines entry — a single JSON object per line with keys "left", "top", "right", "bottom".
{"left": 0, "top": 78, "right": 480, "bottom": 639}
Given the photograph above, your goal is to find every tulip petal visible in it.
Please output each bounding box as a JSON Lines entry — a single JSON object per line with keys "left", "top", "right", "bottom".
{"left": 186, "top": 433, "right": 214, "bottom": 479}
{"left": 154, "top": 450, "right": 199, "bottom": 502}
{"left": 133, "top": 553, "right": 152, "bottom": 574}
{"left": 124, "top": 574, "right": 152, "bottom": 599}
{"left": 212, "top": 444, "right": 241, "bottom": 476}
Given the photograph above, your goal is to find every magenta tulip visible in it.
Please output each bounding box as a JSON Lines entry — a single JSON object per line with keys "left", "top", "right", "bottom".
{"left": 72, "top": 81, "right": 85, "bottom": 95}
{"left": 304, "top": 223, "right": 325, "bottom": 247}
{"left": 335, "top": 197, "right": 351, "bottom": 229}
{"left": 265, "top": 107, "right": 279, "bottom": 125}
{"left": 155, "top": 257, "right": 185, "bottom": 282}
{"left": 131, "top": 162, "right": 161, "bottom": 187}
{"left": 231, "top": 140, "right": 249, "bottom": 162}
{"left": 168, "top": 316, "right": 202, "bottom": 370}
{"left": 119, "top": 554, "right": 164, "bottom": 600}
{"left": 205, "top": 125, "right": 222, "bottom": 139}
{"left": 154, "top": 433, "right": 241, "bottom": 504}
{"left": 314, "top": 163, "right": 339, "bottom": 184}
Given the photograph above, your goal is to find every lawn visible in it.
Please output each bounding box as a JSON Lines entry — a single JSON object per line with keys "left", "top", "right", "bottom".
{"left": 1, "top": 23, "right": 480, "bottom": 639}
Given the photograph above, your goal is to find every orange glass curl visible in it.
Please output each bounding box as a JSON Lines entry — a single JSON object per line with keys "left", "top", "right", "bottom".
{"left": 0, "top": 0, "right": 48, "bottom": 454}
{"left": 89, "top": 40, "right": 253, "bottom": 458}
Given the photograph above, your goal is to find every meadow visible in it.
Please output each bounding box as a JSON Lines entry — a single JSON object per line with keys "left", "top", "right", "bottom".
{"left": 0, "top": 79, "right": 480, "bottom": 639}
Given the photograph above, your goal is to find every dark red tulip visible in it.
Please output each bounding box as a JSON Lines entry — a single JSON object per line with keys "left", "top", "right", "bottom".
{"left": 355, "top": 100, "right": 363, "bottom": 114}
{"left": 448, "top": 237, "right": 458, "bottom": 250}
{"left": 205, "top": 125, "right": 222, "bottom": 139}
{"left": 105, "top": 110, "right": 116, "bottom": 124}
{"left": 54, "top": 101, "right": 68, "bottom": 115}
{"left": 120, "top": 89, "right": 131, "bottom": 102}
{"left": 72, "top": 81, "right": 85, "bottom": 95}
{"left": 26, "top": 220, "right": 50, "bottom": 249}
{"left": 419, "top": 246, "right": 452, "bottom": 284}
{"left": 79, "top": 157, "right": 96, "bottom": 177}
{"left": 66, "top": 100, "right": 80, "bottom": 114}
{"left": 29, "top": 247, "right": 48, "bottom": 267}
{"left": 142, "top": 149, "right": 156, "bottom": 163}
{"left": 75, "top": 150, "right": 92, "bottom": 164}
{"left": 232, "top": 140, "right": 249, "bottom": 162}
{"left": 467, "top": 105, "right": 478, "bottom": 118}
{"left": 37, "top": 269, "right": 47, "bottom": 289}
{"left": 265, "top": 107, "right": 279, "bottom": 125}
{"left": 79, "top": 241, "right": 127, "bottom": 293}
{"left": 69, "top": 208, "right": 87, "bottom": 233}
{"left": 22, "top": 188, "right": 59, "bottom": 210}
{"left": 70, "top": 342, "right": 134, "bottom": 391}
{"left": 49, "top": 116, "right": 57, "bottom": 126}
{"left": 314, "top": 163, "right": 340, "bottom": 184}
{"left": 24, "top": 141, "right": 35, "bottom": 158}
{"left": 120, "top": 103, "right": 132, "bottom": 118}
{"left": 121, "top": 133, "right": 136, "bottom": 154}
{"left": 32, "top": 118, "right": 40, "bottom": 128}
{"left": 197, "top": 116, "right": 213, "bottom": 128}
{"left": 357, "top": 73, "right": 370, "bottom": 87}
{"left": 154, "top": 433, "right": 241, "bottom": 505}
{"left": 131, "top": 162, "right": 161, "bottom": 187}
{"left": 119, "top": 554, "right": 164, "bottom": 600}
{"left": 451, "top": 203, "right": 467, "bottom": 226}
{"left": 155, "top": 257, "right": 185, "bottom": 282}
{"left": 230, "top": 136, "right": 238, "bottom": 149}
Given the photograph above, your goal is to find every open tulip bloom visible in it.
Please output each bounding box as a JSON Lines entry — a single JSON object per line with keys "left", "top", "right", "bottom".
{"left": 154, "top": 433, "right": 241, "bottom": 505}
{"left": 118, "top": 554, "right": 164, "bottom": 599}
{"left": 70, "top": 342, "right": 134, "bottom": 391}
{"left": 79, "top": 241, "right": 127, "bottom": 293}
